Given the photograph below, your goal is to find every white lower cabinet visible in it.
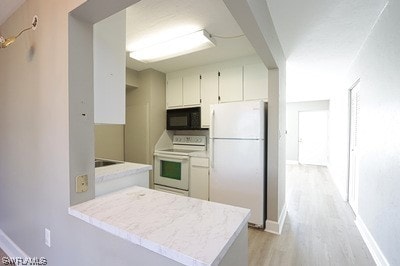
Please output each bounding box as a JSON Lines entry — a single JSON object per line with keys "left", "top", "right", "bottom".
{"left": 190, "top": 157, "right": 209, "bottom": 200}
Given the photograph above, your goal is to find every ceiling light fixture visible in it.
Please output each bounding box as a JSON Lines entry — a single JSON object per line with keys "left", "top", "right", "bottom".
{"left": 129, "top": 29, "right": 216, "bottom": 63}
{"left": 0, "top": 15, "right": 38, "bottom": 49}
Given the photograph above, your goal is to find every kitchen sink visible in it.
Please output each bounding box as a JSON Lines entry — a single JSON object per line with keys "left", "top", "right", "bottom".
{"left": 95, "top": 159, "right": 123, "bottom": 168}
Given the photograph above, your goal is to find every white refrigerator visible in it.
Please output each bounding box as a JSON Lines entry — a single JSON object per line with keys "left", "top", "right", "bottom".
{"left": 209, "top": 100, "right": 267, "bottom": 228}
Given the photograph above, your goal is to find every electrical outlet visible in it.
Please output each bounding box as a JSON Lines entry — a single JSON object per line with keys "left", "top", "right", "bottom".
{"left": 76, "top": 175, "right": 88, "bottom": 193}
{"left": 45, "top": 228, "right": 51, "bottom": 247}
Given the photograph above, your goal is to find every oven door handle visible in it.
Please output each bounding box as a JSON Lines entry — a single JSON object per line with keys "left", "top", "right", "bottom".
{"left": 154, "top": 153, "right": 189, "bottom": 161}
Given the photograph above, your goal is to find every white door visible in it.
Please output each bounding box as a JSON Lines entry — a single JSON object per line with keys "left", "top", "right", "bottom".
{"left": 298, "top": 111, "right": 328, "bottom": 165}
{"left": 210, "top": 100, "right": 264, "bottom": 139}
{"left": 349, "top": 81, "right": 360, "bottom": 214}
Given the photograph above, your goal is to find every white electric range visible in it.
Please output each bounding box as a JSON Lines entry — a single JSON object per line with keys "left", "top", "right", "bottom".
{"left": 154, "top": 135, "right": 206, "bottom": 196}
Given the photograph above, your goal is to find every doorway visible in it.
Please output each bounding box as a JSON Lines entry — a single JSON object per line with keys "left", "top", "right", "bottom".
{"left": 298, "top": 110, "right": 328, "bottom": 166}
{"left": 348, "top": 80, "right": 360, "bottom": 214}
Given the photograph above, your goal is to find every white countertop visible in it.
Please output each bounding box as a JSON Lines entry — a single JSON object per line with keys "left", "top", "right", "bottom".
{"left": 95, "top": 162, "right": 152, "bottom": 183}
{"left": 69, "top": 186, "right": 250, "bottom": 266}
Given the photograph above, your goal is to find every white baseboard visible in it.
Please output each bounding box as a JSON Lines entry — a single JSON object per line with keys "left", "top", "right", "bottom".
{"left": 286, "top": 160, "right": 299, "bottom": 165}
{"left": 355, "top": 217, "right": 389, "bottom": 266}
{"left": 265, "top": 203, "right": 287, "bottom": 235}
{"left": 0, "top": 229, "right": 28, "bottom": 258}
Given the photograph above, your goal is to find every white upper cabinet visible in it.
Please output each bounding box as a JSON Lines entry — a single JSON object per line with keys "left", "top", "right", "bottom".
{"left": 218, "top": 66, "right": 243, "bottom": 103}
{"left": 244, "top": 63, "right": 268, "bottom": 101}
{"left": 200, "top": 71, "right": 219, "bottom": 128}
{"left": 165, "top": 57, "right": 269, "bottom": 127}
{"left": 94, "top": 11, "right": 126, "bottom": 124}
{"left": 166, "top": 77, "right": 183, "bottom": 108}
{"left": 183, "top": 74, "right": 201, "bottom": 106}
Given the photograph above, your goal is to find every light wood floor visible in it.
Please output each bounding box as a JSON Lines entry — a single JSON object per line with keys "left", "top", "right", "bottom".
{"left": 249, "top": 164, "right": 375, "bottom": 266}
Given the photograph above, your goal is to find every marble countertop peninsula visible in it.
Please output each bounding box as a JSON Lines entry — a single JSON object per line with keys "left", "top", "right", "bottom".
{"left": 69, "top": 186, "right": 250, "bottom": 266}
{"left": 95, "top": 161, "right": 152, "bottom": 183}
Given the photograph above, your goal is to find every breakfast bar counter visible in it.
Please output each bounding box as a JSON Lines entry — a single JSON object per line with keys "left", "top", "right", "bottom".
{"left": 69, "top": 186, "right": 250, "bottom": 266}
{"left": 94, "top": 161, "right": 152, "bottom": 196}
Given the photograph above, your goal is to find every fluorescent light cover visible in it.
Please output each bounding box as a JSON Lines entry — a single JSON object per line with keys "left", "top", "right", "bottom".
{"left": 129, "top": 29, "right": 215, "bottom": 63}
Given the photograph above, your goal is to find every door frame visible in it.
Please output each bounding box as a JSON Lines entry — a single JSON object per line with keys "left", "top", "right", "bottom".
{"left": 347, "top": 78, "right": 360, "bottom": 214}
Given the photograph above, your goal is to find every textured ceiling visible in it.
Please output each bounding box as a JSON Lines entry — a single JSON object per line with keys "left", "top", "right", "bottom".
{"left": 0, "top": 0, "right": 25, "bottom": 25}
{"left": 125, "top": 0, "right": 256, "bottom": 73}
{"left": 266, "top": 0, "right": 388, "bottom": 101}
{"left": 1, "top": 0, "right": 388, "bottom": 102}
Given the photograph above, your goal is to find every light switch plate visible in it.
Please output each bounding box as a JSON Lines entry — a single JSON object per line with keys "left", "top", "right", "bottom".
{"left": 76, "top": 175, "right": 88, "bottom": 193}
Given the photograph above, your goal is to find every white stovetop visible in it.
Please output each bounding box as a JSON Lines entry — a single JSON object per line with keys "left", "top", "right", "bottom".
{"left": 69, "top": 186, "right": 250, "bottom": 266}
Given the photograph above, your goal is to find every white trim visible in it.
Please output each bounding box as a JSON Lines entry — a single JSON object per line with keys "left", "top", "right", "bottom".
{"left": 355, "top": 216, "right": 389, "bottom": 266}
{"left": 0, "top": 229, "right": 29, "bottom": 258}
{"left": 286, "top": 160, "right": 299, "bottom": 165}
{"left": 265, "top": 203, "right": 287, "bottom": 235}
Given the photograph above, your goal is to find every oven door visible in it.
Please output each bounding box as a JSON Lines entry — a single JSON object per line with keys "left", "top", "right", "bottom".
{"left": 154, "top": 153, "right": 189, "bottom": 190}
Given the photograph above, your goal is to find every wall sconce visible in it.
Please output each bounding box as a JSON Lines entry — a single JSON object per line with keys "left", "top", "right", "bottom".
{"left": 0, "top": 15, "right": 38, "bottom": 49}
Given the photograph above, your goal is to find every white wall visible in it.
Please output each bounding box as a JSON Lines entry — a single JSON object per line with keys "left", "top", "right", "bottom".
{"left": 0, "top": 0, "right": 184, "bottom": 265}
{"left": 93, "top": 10, "right": 126, "bottom": 124}
{"left": 286, "top": 100, "right": 329, "bottom": 162}
{"left": 328, "top": 88, "right": 350, "bottom": 200}
{"left": 329, "top": 1, "right": 400, "bottom": 264}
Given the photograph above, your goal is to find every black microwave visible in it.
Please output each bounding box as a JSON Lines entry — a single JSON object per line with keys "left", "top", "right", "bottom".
{"left": 167, "top": 107, "right": 202, "bottom": 130}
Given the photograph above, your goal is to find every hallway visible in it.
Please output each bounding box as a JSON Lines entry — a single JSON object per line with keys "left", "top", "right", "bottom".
{"left": 249, "top": 164, "right": 374, "bottom": 265}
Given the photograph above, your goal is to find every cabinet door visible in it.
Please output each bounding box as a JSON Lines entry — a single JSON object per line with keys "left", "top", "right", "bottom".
{"left": 166, "top": 77, "right": 183, "bottom": 108}
{"left": 244, "top": 63, "right": 268, "bottom": 101}
{"left": 218, "top": 66, "right": 243, "bottom": 103}
{"left": 200, "top": 71, "right": 219, "bottom": 128}
{"left": 190, "top": 157, "right": 209, "bottom": 200}
{"left": 183, "top": 74, "right": 201, "bottom": 106}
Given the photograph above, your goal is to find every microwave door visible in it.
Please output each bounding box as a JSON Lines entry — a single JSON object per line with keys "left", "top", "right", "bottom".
{"left": 168, "top": 113, "right": 190, "bottom": 130}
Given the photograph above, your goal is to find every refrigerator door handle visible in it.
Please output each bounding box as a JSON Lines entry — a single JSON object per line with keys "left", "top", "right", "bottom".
{"left": 210, "top": 109, "right": 215, "bottom": 138}
{"left": 210, "top": 109, "right": 215, "bottom": 168}
{"left": 210, "top": 138, "right": 214, "bottom": 168}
